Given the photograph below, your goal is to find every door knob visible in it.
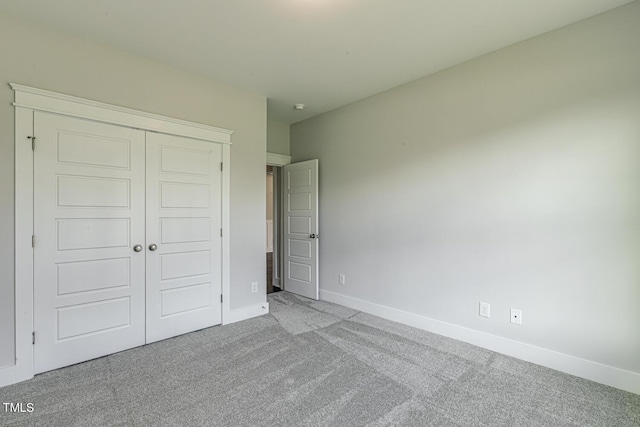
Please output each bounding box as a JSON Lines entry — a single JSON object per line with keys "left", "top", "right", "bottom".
{"left": 149, "top": 243, "right": 158, "bottom": 251}
{"left": 309, "top": 234, "right": 318, "bottom": 239}
{"left": 133, "top": 244, "right": 143, "bottom": 252}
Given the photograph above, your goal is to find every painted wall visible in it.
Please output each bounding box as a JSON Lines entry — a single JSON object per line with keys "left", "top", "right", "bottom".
{"left": 267, "top": 119, "right": 290, "bottom": 155}
{"left": 0, "top": 12, "right": 267, "bottom": 368}
{"left": 291, "top": 2, "right": 640, "bottom": 376}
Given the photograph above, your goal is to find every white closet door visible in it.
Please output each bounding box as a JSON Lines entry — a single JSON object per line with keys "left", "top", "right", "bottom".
{"left": 145, "top": 132, "right": 223, "bottom": 343}
{"left": 33, "top": 112, "right": 146, "bottom": 374}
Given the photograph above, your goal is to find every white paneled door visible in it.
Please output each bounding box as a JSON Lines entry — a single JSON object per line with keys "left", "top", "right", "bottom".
{"left": 33, "top": 112, "right": 223, "bottom": 373}
{"left": 145, "top": 133, "right": 222, "bottom": 343}
{"left": 283, "top": 159, "right": 319, "bottom": 300}
{"left": 33, "top": 112, "right": 146, "bottom": 373}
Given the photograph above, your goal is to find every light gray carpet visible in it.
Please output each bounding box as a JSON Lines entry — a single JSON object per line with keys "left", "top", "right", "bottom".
{"left": 1, "top": 291, "right": 638, "bottom": 426}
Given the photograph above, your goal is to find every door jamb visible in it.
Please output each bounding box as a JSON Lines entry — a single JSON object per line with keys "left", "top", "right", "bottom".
{"left": 266, "top": 153, "right": 291, "bottom": 291}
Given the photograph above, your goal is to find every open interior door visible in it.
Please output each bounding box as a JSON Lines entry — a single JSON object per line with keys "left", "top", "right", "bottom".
{"left": 283, "top": 159, "right": 319, "bottom": 300}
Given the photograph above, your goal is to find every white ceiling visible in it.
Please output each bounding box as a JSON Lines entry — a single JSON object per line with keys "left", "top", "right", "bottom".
{"left": 0, "top": 0, "right": 634, "bottom": 124}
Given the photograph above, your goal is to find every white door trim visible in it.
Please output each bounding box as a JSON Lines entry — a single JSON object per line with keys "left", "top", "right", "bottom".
{"left": 10, "top": 83, "right": 233, "bottom": 144}
{"left": 266, "top": 152, "right": 291, "bottom": 166}
{"left": 10, "top": 83, "right": 233, "bottom": 386}
{"left": 11, "top": 106, "right": 35, "bottom": 386}
{"left": 221, "top": 145, "right": 232, "bottom": 324}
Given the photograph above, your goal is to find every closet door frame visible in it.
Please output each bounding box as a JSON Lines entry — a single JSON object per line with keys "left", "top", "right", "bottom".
{"left": 11, "top": 83, "right": 232, "bottom": 385}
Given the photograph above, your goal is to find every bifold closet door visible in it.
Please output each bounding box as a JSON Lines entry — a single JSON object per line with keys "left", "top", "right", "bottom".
{"left": 145, "top": 132, "right": 223, "bottom": 343}
{"left": 33, "top": 112, "right": 146, "bottom": 374}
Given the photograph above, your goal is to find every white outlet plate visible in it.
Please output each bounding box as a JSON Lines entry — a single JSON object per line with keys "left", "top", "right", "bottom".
{"left": 251, "top": 282, "right": 258, "bottom": 293}
{"left": 479, "top": 301, "right": 490, "bottom": 318}
{"left": 338, "top": 274, "right": 346, "bottom": 285}
{"left": 510, "top": 308, "right": 522, "bottom": 325}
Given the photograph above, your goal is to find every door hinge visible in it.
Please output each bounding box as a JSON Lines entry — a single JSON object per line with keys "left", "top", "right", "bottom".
{"left": 220, "top": 294, "right": 223, "bottom": 304}
{"left": 32, "top": 332, "right": 35, "bottom": 345}
{"left": 220, "top": 162, "right": 223, "bottom": 172}
{"left": 28, "top": 136, "right": 36, "bottom": 150}
{"left": 31, "top": 235, "right": 35, "bottom": 248}
{"left": 220, "top": 228, "right": 223, "bottom": 237}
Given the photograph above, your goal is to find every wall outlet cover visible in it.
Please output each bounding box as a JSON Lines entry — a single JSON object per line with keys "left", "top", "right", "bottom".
{"left": 479, "top": 301, "right": 490, "bottom": 318}
{"left": 510, "top": 308, "right": 522, "bottom": 325}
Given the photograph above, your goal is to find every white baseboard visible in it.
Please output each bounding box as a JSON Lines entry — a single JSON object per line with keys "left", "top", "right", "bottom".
{"left": 223, "top": 302, "right": 270, "bottom": 325}
{"left": 320, "top": 289, "right": 640, "bottom": 395}
{"left": 0, "top": 364, "right": 19, "bottom": 388}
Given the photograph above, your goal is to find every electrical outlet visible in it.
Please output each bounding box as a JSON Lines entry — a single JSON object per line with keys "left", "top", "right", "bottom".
{"left": 338, "top": 274, "right": 346, "bottom": 285}
{"left": 251, "top": 282, "right": 258, "bottom": 293}
{"left": 510, "top": 308, "right": 522, "bottom": 325}
{"left": 479, "top": 302, "right": 490, "bottom": 318}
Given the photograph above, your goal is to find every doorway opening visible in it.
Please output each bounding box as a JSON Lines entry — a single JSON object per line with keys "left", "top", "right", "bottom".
{"left": 266, "top": 165, "right": 282, "bottom": 294}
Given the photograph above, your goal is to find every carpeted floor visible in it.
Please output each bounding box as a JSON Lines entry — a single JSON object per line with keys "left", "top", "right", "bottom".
{"left": 1, "top": 292, "right": 639, "bottom": 426}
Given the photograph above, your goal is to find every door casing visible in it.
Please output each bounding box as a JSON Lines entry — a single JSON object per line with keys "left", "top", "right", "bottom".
{"left": 12, "top": 83, "right": 232, "bottom": 384}
{"left": 266, "top": 152, "right": 292, "bottom": 291}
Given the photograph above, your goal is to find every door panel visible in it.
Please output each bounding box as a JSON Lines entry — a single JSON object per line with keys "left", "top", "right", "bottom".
{"left": 160, "top": 217, "right": 210, "bottom": 244}
{"left": 145, "top": 133, "right": 222, "bottom": 343}
{"left": 283, "top": 159, "right": 319, "bottom": 300}
{"left": 56, "top": 297, "right": 131, "bottom": 340}
{"left": 33, "top": 112, "right": 146, "bottom": 374}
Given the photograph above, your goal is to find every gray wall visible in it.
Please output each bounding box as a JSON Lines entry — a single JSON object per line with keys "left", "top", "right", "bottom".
{"left": 0, "top": 12, "right": 267, "bottom": 368}
{"left": 267, "top": 119, "right": 290, "bottom": 155}
{"left": 291, "top": 2, "right": 640, "bottom": 374}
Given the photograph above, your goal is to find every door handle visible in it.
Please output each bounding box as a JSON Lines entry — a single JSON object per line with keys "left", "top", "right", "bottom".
{"left": 149, "top": 243, "right": 158, "bottom": 251}
{"left": 133, "top": 244, "right": 143, "bottom": 252}
{"left": 309, "top": 234, "right": 318, "bottom": 239}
